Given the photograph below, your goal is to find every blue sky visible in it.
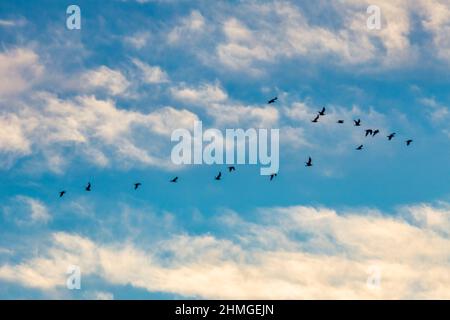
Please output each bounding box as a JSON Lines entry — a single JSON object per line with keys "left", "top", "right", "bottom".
{"left": 0, "top": 0, "right": 449, "bottom": 299}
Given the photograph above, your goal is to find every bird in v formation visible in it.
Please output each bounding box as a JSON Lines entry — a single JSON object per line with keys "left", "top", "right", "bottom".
{"left": 58, "top": 100, "right": 414, "bottom": 197}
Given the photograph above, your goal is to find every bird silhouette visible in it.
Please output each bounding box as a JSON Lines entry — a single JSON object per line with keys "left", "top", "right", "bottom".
{"left": 305, "top": 157, "right": 312, "bottom": 167}
{"left": 318, "top": 107, "right": 326, "bottom": 116}
{"left": 365, "top": 129, "right": 373, "bottom": 137}
{"left": 134, "top": 182, "right": 142, "bottom": 190}
{"left": 406, "top": 139, "right": 413, "bottom": 146}
{"left": 387, "top": 133, "right": 396, "bottom": 140}
{"left": 337, "top": 120, "right": 344, "bottom": 124}
{"left": 59, "top": 191, "right": 66, "bottom": 198}
{"left": 215, "top": 172, "right": 222, "bottom": 180}
{"left": 85, "top": 182, "right": 91, "bottom": 192}
{"left": 312, "top": 114, "right": 320, "bottom": 123}
{"left": 267, "top": 97, "right": 278, "bottom": 104}
{"left": 354, "top": 119, "right": 361, "bottom": 126}
{"left": 170, "top": 176, "right": 178, "bottom": 183}
{"left": 269, "top": 173, "right": 277, "bottom": 181}
{"left": 356, "top": 144, "right": 363, "bottom": 150}
{"left": 228, "top": 166, "right": 236, "bottom": 172}
{"left": 372, "top": 129, "right": 380, "bottom": 137}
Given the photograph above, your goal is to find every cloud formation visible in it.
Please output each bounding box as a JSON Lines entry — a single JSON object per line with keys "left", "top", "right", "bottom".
{"left": 0, "top": 92, "right": 199, "bottom": 171}
{"left": 1, "top": 203, "right": 448, "bottom": 299}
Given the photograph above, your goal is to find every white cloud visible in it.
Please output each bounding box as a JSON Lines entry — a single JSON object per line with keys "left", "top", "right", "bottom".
{"left": 81, "top": 66, "right": 130, "bottom": 96}
{"left": 419, "top": 97, "right": 449, "bottom": 123}
{"left": 167, "top": 10, "right": 206, "bottom": 44}
{"left": 132, "top": 59, "right": 169, "bottom": 84}
{"left": 418, "top": 0, "right": 450, "bottom": 62}
{"left": 0, "top": 48, "right": 44, "bottom": 96}
{"left": 0, "top": 92, "right": 199, "bottom": 171}
{"left": 84, "top": 291, "right": 114, "bottom": 300}
{"left": 170, "top": 82, "right": 278, "bottom": 127}
{"left": 0, "top": 18, "right": 26, "bottom": 27}
{"left": 124, "top": 32, "right": 151, "bottom": 49}
{"left": 170, "top": 82, "right": 228, "bottom": 105}
{"left": 0, "top": 203, "right": 449, "bottom": 299}
{"left": 212, "top": 1, "right": 419, "bottom": 72}
{"left": 4, "top": 196, "right": 52, "bottom": 224}
{"left": 26, "top": 198, "right": 51, "bottom": 223}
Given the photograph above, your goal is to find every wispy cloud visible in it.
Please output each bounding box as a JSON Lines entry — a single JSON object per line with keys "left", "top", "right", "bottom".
{"left": 1, "top": 203, "right": 449, "bottom": 298}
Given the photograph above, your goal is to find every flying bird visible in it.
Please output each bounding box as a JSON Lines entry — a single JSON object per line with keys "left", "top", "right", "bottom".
{"left": 337, "top": 120, "right": 344, "bottom": 124}
{"left": 406, "top": 139, "right": 413, "bottom": 146}
{"left": 305, "top": 157, "right": 312, "bottom": 167}
{"left": 356, "top": 144, "right": 363, "bottom": 150}
{"left": 134, "top": 182, "right": 142, "bottom": 190}
{"left": 365, "top": 129, "right": 373, "bottom": 137}
{"left": 59, "top": 191, "right": 66, "bottom": 198}
{"left": 228, "top": 166, "right": 236, "bottom": 172}
{"left": 312, "top": 114, "right": 320, "bottom": 123}
{"left": 267, "top": 97, "right": 278, "bottom": 104}
{"left": 318, "top": 107, "right": 326, "bottom": 116}
{"left": 85, "top": 182, "right": 91, "bottom": 192}
{"left": 269, "top": 173, "right": 277, "bottom": 181}
{"left": 372, "top": 129, "right": 380, "bottom": 137}
{"left": 387, "top": 133, "right": 396, "bottom": 140}
{"left": 354, "top": 119, "right": 361, "bottom": 126}
{"left": 215, "top": 172, "right": 222, "bottom": 180}
{"left": 170, "top": 176, "right": 178, "bottom": 183}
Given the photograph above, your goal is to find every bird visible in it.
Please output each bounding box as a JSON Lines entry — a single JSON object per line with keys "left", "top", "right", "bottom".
{"left": 372, "top": 129, "right": 380, "bottom": 137}
{"left": 269, "top": 173, "right": 277, "bottom": 181}
{"left": 228, "top": 166, "right": 236, "bottom": 172}
{"left": 305, "top": 157, "right": 312, "bottom": 167}
{"left": 85, "top": 182, "right": 91, "bottom": 192}
{"left": 337, "top": 120, "right": 344, "bottom": 124}
{"left": 356, "top": 144, "right": 363, "bottom": 150}
{"left": 215, "top": 172, "right": 222, "bottom": 180}
{"left": 170, "top": 176, "right": 178, "bottom": 183}
{"left": 59, "top": 191, "right": 66, "bottom": 198}
{"left": 312, "top": 114, "right": 320, "bottom": 123}
{"left": 318, "top": 107, "right": 326, "bottom": 116}
{"left": 134, "top": 182, "right": 142, "bottom": 190}
{"left": 387, "top": 133, "right": 396, "bottom": 140}
{"left": 267, "top": 97, "right": 278, "bottom": 104}
{"left": 406, "top": 139, "right": 413, "bottom": 146}
{"left": 354, "top": 119, "right": 361, "bottom": 126}
{"left": 365, "top": 129, "right": 373, "bottom": 137}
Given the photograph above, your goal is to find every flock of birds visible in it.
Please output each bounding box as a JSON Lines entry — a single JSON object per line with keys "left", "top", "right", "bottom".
{"left": 58, "top": 96, "right": 413, "bottom": 198}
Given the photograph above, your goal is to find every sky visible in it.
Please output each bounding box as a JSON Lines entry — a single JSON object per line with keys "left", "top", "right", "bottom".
{"left": 0, "top": 0, "right": 449, "bottom": 299}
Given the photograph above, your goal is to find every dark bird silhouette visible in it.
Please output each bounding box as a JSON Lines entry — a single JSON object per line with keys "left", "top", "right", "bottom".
{"left": 354, "top": 119, "right": 361, "bottom": 126}
{"left": 170, "top": 176, "right": 178, "bottom": 183}
{"left": 59, "top": 191, "right": 66, "bottom": 198}
{"left": 372, "top": 129, "right": 380, "bottom": 137}
{"left": 337, "top": 120, "right": 344, "bottom": 124}
{"left": 387, "top": 133, "right": 396, "bottom": 140}
{"left": 85, "top": 182, "right": 91, "bottom": 192}
{"left": 318, "top": 107, "right": 326, "bottom": 116}
{"left": 215, "top": 172, "right": 222, "bottom": 180}
{"left": 406, "top": 139, "right": 413, "bottom": 146}
{"left": 365, "top": 129, "right": 373, "bottom": 137}
{"left": 228, "top": 166, "right": 236, "bottom": 172}
{"left": 134, "top": 182, "right": 142, "bottom": 190}
{"left": 267, "top": 97, "right": 278, "bottom": 104}
{"left": 356, "top": 144, "right": 363, "bottom": 150}
{"left": 305, "top": 157, "right": 312, "bottom": 167}
{"left": 269, "top": 173, "right": 277, "bottom": 181}
{"left": 312, "top": 114, "right": 320, "bottom": 123}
